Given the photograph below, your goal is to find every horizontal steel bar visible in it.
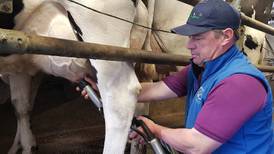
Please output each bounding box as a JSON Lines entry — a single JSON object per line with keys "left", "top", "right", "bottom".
{"left": 1, "top": 28, "right": 274, "bottom": 72}
{"left": 0, "top": 28, "right": 190, "bottom": 65}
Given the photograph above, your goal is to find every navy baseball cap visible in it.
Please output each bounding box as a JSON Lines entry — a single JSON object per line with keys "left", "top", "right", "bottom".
{"left": 171, "top": 0, "right": 241, "bottom": 36}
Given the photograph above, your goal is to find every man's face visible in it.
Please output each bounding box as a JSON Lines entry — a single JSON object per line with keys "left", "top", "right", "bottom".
{"left": 187, "top": 30, "right": 224, "bottom": 66}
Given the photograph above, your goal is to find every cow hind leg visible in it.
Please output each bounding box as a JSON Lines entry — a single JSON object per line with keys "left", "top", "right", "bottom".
{"left": 8, "top": 73, "right": 42, "bottom": 154}
{"left": 91, "top": 61, "right": 141, "bottom": 154}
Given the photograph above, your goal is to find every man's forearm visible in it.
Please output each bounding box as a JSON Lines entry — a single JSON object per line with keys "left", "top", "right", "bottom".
{"left": 154, "top": 125, "right": 221, "bottom": 154}
{"left": 154, "top": 125, "right": 198, "bottom": 153}
{"left": 138, "top": 82, "right": 157, "bottom": 102}
{"left": 138, "top": 81, "right": 177, "bottom": 102}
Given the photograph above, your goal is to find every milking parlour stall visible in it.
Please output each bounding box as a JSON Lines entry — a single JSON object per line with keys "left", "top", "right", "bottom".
{"left": 0, "top": 0, "right": 274, "bottom": 154}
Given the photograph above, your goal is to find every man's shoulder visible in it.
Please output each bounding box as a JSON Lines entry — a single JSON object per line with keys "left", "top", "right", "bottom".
{"left": 225, "top": 74, "right": 264, "bottom": 87}
{"left": 214, "top": 73, "right": 267, "bottom": 95}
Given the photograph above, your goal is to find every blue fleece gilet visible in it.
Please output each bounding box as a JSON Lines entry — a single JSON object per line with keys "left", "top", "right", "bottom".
{"left": 185, "top": 45, "right": 273, "bottom": 153}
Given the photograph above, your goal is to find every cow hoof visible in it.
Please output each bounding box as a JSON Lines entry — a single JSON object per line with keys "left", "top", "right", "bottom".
{"left": 20, "top": 145, "right": 38, "bottom": 154}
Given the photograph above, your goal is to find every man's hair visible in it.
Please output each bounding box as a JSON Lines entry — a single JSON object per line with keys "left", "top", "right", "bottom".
{"left": 213, "top": 29, "right": 239, "bottom": 41}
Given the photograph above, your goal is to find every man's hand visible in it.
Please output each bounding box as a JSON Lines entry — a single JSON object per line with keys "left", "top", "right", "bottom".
{"left": 138, "top": 116, "right": 160, "bottom": 136}
{"left": 76, "top": 76, "right": 98, "bottom": 100}
{"left": 129, "top": 116, "right": 161, "bottom": 144}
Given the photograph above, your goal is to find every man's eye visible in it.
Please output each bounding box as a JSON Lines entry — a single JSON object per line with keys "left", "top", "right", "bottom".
{"left": 194, "top": 37, "right": 202, "bottom": 40}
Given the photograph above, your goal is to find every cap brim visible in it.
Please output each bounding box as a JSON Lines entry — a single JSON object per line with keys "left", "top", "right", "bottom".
{"left": 171, "top": 24, "right": 212, "bottom": 36}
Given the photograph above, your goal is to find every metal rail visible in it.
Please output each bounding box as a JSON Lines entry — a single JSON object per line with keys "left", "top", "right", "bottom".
{"left": 0, "top": 28, "right": 190, "bottom": 65}
{"left": 1, "top": 28, "right": 274, "bottom": 72}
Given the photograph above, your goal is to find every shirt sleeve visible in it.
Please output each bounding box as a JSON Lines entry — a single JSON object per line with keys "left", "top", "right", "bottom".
{"left": 194, "top": 74, "right": 267, "bottom": 143}
{"left": 163, "top": 65, "right": 190, "bottom": 97}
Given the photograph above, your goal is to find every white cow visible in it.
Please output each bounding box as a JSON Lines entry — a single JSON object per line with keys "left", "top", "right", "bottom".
{"left": 242, "top": 26, "right": 266, "bottom": 65}
{"left": 152, "top": 0, "right": 192, "bottom": 57}
{"left": 1, "top": 0, "right": 153, "bottom": 153}
{"left": 227, "top": 0, "right": 268, "bottom": 65}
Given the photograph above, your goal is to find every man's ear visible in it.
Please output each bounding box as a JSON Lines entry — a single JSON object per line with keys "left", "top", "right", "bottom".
{"left": 221, "top": 28, "right": 234, "bottom": 45}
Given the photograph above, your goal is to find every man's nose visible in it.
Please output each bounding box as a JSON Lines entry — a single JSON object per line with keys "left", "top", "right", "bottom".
{"left": 187, "top": 39, "right": 194, "bottom": 50}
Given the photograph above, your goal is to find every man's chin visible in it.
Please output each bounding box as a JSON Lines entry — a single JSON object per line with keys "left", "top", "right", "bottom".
{"left": 193, "top": 60, "right": 205, "bottom": 67}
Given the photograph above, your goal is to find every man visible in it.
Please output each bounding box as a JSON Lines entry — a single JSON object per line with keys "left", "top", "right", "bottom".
{"left": 80, "top": 0, "right": 273, "bottom": 153}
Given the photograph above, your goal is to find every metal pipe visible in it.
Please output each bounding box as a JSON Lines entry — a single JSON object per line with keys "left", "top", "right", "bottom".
{"left": 176, "top": 0, "right": 274, "bottom": 36}
{"left": 1, "top": 28, "right": 274, "bottom": 72}
{"left": 256, "top": 65, "right": 274, "bottom": 72}
{"left": 0, "top": 28, "right": 190, "bottom": 65}
{"left": 240, "top": 12, "right": 274, "bottom": 35}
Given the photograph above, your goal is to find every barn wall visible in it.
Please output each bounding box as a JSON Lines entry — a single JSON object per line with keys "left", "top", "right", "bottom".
{"left": 149, "top": 97, "right": 185, "bottom": 128}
